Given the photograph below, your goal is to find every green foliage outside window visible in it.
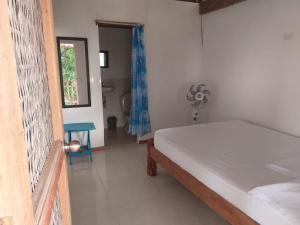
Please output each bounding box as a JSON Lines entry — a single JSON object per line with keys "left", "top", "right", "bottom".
{"left": 61, "top": 45, "right": 78, "bottom": 105}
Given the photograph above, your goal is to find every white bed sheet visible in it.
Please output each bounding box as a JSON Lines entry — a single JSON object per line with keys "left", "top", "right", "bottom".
{"left": 154, "top": 120, "right": 300, "bottom": 225}
{"left": 249, "top": 181, "right": 300, "bottom": 225}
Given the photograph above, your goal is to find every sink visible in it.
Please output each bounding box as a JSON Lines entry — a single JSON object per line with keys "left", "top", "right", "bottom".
{"left": 102, "top": 85, "right": 115, "bottom": 94}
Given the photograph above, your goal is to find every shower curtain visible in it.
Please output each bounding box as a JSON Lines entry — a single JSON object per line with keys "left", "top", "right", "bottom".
{"left": 129, "top": 25, "right": 151, "bottom": 136}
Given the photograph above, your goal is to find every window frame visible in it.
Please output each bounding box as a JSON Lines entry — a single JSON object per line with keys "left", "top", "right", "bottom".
{"left": 56, "top": 36, "right": 92, "bottom": 108}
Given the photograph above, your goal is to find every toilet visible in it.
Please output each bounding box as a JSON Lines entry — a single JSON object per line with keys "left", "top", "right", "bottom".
{"left": 120, "top": 92, "right": 131, "bottom": 129}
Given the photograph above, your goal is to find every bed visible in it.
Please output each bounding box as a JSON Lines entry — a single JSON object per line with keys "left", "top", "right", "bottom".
{"left": 147, "top": 120, "right": 300, "bottom": 225}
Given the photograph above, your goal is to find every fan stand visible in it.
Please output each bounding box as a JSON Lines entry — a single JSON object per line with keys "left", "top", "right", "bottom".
{"left": 192, "top": 107, "right": 200, "bottom": 124}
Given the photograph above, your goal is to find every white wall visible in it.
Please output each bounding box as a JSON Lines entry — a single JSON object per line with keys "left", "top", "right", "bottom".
{"left": 54, "top": 1, "right": 104, "bottom": 147}
{"left": 54, "top": 0, "right": 203, "bottom": 146}
{"left": 146, "top": 0, "right": 203, "bottom": 137}
{"left": 100, "top": 27, "right": 132, "bottom": 79}
{"left": 202, "top": 0, "right": 300, "bottom": 136}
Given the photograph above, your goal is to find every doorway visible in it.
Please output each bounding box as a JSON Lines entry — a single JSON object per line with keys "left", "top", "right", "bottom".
{"left": 98, "top": 23, "right": 136, "bottom": 146}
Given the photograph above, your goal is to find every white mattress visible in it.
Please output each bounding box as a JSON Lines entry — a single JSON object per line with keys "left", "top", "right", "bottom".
{"left": 154, "top": 120, "right": 300, "bottom": 225}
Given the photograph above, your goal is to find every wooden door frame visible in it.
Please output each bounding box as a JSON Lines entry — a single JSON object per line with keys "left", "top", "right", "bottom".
{"left": 38, "top": 0, "right": 72, "bottom": 224}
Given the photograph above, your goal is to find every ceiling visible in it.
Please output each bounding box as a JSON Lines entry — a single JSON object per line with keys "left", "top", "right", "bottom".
{"left": 176, "top": 0, "right": 246, "bottom": 15}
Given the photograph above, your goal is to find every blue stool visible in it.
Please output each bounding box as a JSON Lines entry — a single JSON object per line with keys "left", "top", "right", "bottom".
{"left": 64, "top": 123, "right": 96, "bottom": 165}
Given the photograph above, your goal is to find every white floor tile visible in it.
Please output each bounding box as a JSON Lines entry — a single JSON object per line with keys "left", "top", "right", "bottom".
{"left": 72, "top": 208, "right": 119, "bottom": 225}
{"left": 104, "top": 172, "right": 160, "bottom": 207}
{"left": 114, "top": 197, "right": 180, "bottom": 225}
{"left": 68, "top": 141, "right": 228, "bottom": 225}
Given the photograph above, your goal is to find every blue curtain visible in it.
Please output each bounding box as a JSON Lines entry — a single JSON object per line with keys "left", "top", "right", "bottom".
{"left": 129, "top": 25, "right": 151, "bottom": 136}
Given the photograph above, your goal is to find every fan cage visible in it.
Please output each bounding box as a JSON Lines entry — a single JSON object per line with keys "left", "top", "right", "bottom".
{"left": 7, "top": 0, "right": 54, "bottom": 192}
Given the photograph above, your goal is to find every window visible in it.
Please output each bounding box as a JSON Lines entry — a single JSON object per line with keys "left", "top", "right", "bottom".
{"left": 60, "top": 43, "right": 79, "bottom": 105}
{"left": 57, "top": 37, "right": 91, "bottom": 108}
{"left": 100, "top": 51, "right": 109, "bottom": 68}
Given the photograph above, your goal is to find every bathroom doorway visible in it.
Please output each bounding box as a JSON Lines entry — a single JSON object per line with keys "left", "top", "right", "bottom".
{"left": 98, "top": 23, "right": 136, "bottom": 146}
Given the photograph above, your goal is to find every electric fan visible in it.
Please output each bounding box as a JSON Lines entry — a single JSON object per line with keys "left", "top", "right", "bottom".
{"left": 185, "top": 83, "right": 211, "bottom": 123}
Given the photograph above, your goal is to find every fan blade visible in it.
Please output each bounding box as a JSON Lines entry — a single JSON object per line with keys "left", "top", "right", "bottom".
{"left": 197, "top": 84, "right": 205, "bottom": 92}
{"left": 190, "top": 84, "right": 197, "bottom": 95}
{"left": 203, "top": 96, "right": 208, "bottom": 104}
{"left": 187, "top": 93, "right": 195, "bottom": 102}
{"left": 202, "top": 89, "right": 211, "bottom": 95}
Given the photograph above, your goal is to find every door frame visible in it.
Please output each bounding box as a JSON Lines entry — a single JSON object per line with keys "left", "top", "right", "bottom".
{"left": 97, "top": 20, "right": 141, "bottom": 145}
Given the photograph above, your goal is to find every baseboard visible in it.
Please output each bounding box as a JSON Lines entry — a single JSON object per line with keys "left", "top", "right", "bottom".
{"left": 92, "top": 146, "right": 108, "bottom": 152}
{"left": 138, "top": 139, "right": 150, "bottom": 144}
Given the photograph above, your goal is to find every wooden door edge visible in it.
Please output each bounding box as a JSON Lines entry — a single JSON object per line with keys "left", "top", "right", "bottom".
{"left": 33, "top": 141, "right": 65, "bottom": 225}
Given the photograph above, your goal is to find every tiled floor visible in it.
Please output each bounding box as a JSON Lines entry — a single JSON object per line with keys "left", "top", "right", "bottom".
{"left": 68, "top": 142, "right": 228, "bottom": 225}
{"left": 104, "top": 128, "right": 136, "bottom": 146}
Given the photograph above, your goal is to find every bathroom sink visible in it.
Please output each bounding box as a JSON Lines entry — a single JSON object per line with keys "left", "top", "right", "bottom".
{"left": 102, "top": 85, "right": 115, "bottom": 94}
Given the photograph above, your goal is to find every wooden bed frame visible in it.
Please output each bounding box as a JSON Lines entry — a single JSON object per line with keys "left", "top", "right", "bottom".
{"left": 147, "top": 139, "right": 259, "bottom": 225}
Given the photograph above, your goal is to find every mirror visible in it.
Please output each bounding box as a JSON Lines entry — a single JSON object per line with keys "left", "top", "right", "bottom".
{"left": 57, "top": 37, "right": 91, "bottom": 108}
